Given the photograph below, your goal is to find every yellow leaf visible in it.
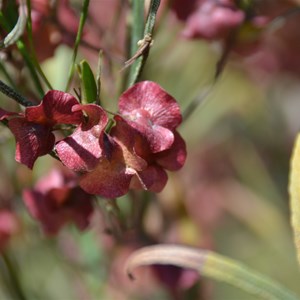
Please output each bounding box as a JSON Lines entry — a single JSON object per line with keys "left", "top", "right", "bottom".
{"left": 289, "top": 134, "right": 300, "bottom": 265}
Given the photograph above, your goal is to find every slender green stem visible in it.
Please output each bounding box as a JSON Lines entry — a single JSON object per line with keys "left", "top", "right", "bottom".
{"left": 127, "top": 0, "right": 161, "bottom": 87}
{"left": 127, "top": 0, "right": 145, "bottom": 86}
{"left": 16, "top": 40, "right": 44, "bottom": 97}
{"left": 183, "top": 25, "right": 233, "bottom": 122}
{"left": 96, "top": 50, "right": 103, "bottom": 105}
{"left": 144, "top": 0, "right": 160, "bottom": 34}
{"left": 25, "top": 0, "right": 53, "bottom": 90}
{"left": 214, "top": 29, "right": 237, "bottom": 80}
{"left": 129, "top": 190, "right": 150, "bottom": 230}
{"left": 0, "top": 79, "right": 33, "bottom": 107}
{"left": 65, "top": 0, "right": 90, "bottom": 91}
{"left": 100, "top": 198, "right": 125, "bottom": 241}
{"left": 1, "top": 252, "right": 28, "bottom": 300}
{"left": 182, "top": 84, "right": 215, "bottom": 122}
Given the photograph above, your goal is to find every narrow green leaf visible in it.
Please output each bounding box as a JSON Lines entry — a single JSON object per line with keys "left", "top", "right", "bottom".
{"left": 79, "top": 60, "right": 97, "bottom": 104}
{"left": 0, "top": 0, "right": 26, "bottom": 49}
{"left": 289, "top": 134, "right": 300, "bottom": 265}
{"left": 25, "top": 0, "right": 53, "bottom": 90}
{"left": 125, "top": 244, "right": 299, "bottom": 300}
{"left": 0, "top": 5, "right": 45, "bottom": 97}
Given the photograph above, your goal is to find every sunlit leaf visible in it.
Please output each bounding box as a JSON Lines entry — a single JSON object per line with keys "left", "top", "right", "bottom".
{"left": 289, "top": 134, "right": 300, "bottom": 266}
{"left": 79, "top": 60, "right": 98, "bottom": 104}
{"left": 125, "top": 244, "right": 299, "bottom": 300}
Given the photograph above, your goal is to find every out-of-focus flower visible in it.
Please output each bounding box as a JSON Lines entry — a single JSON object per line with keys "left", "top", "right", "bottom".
{"left": 171, "top": 0, "right": 300, "bottom": 78}
{"left": 83, "top": 0, "right": 128, "bottom": 60}
{"left": 152, "top": 264, "right": 199, "bottom": 297}
{"left": 23, "top": 168, "right": 94, "bottom": 235}
{"left": 180, "top": 0, "right": 245, "bottom": 40}
{"left": 30, "top": 0, "right": 51, "bottom": 32}
{"left": 240, "top": 2, "right": 300, "bottom": 78}
{"left": 1, "top": 90, "right": 83, "bottom": 169}
{"left": 170, "top": 0, "right": 198, "bottom": 21}
{"left": 0, "top": 210, "right": 19, "bottom": 251}
{"left": 29, "top": 0, "right": 79, "bottom": 61}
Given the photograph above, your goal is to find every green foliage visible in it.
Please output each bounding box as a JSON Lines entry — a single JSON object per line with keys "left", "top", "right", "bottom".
{"left": 77, "top": 60, "right": 98, "bottom": 104}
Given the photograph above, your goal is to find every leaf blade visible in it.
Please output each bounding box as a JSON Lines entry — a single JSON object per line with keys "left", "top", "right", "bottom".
{"left": 79, "top": 60, "right": 98, "bottom": 104}
{"left": 289, "top": 134, "right": 300, "bottom": 265}
{"left": 125, "top": 244, "right": 299, "bottom": 300}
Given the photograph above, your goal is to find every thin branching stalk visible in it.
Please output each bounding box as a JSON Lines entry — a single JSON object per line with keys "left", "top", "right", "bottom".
{"left": 65, "top": 0, "right": 90, "bottom": 91}
{"left": 16, "top": 40, "right": 44, "bottom": 97}
{"left": 127, "top": 0, "right": 161, "bottom": 87}
{"left": 100, "top": 198, "right": 125, "bottom": 241}
{"left": 0, "top": 80, "right": 33, "bottom": 107}
{"left": 96, "top": 50, "right": 103, "bottom": 105}
{"left": 127, "top": 0, "right": 145, "bottom": 86}
{"left": 182, "top": 83, "right": 216, "bottom": 122}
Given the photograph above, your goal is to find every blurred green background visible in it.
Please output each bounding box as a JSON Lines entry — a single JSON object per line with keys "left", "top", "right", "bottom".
{"left": 1, "top": 1, "right": 300, "bottom": 299}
